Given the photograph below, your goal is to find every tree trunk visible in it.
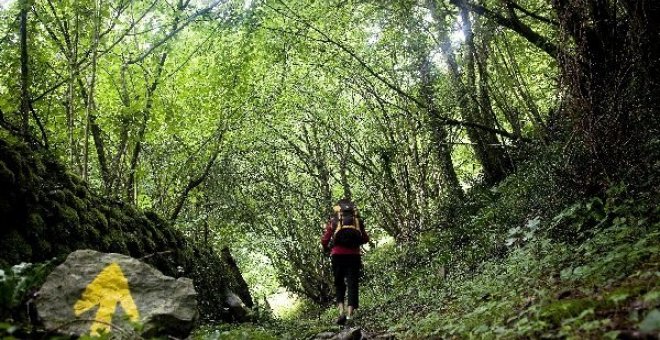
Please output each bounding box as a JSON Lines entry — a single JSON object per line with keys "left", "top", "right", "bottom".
{"left": 552, "top": 0, "right": 660, "bottom": 192}
{"left": 418, "top": 54, "right": 463, "bottom": 200}
{"left": 19, "top": 2, "right": 29, "bottom": 133}
{"left": 337, "top": 143, "right": 352, "bottom": 201}
{"left": 83, "top": 0, "right": 101, "bottom": 182}
{"left": 460, "top": 7, "right": 512, "bottom": 185}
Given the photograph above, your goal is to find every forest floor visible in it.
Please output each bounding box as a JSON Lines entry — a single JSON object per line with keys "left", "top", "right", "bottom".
{"left": 194, "top": 218, "right": 660, "bottom": 339}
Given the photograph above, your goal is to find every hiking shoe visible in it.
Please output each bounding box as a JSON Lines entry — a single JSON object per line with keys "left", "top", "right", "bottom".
{"left": 336, "top": 314, "right": 347, "bottom": 325}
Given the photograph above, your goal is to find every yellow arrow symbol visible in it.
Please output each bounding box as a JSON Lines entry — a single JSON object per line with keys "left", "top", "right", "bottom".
{"left": 73, "top": 262, "right": 140, "bottom": 336}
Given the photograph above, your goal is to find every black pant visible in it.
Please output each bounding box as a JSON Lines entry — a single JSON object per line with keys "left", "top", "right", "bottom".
{"left": 331, "top": 254, "right": 361, "bottom": 309}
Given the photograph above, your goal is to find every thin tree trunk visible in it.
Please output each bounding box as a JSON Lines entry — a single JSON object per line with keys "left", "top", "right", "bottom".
{"left": 83, "top": 3, "right": 100, "bottom": 181}
{"left": 19, "top": 2, "right": 29, "bottom": 133}
{"left": 126, "top": 50, "right": 168, "bottom": 203}
{"left": 337, "top": 143, "right": 352, "bottom": 201}
{"left": 418, "top": 52, "right": 463, "bottom": 200}
{"left": 67, "top": 60, "right": 75, "bottom": 166}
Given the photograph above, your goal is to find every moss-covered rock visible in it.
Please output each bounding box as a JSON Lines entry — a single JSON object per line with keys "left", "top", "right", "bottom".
{"left": 0, "top": 160, "right": 15, "bottom": 184}
{"left": 90, "top": 207, "right": 108, "bottom": 230}
{"left": 27, "top": 213, "right": 46, "bottom": 235}
{"left": 56, "top": 203, "right": 80, "bottom": 226}
{"left": 0, "top": 137, "right": 252, "bottom": 323}
{"left": 0, "top": 230, "right": 31, "bottom": 265}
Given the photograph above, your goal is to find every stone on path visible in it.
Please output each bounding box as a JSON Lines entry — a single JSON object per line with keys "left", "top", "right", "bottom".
{"left": 312, "top": 326, "right": 396, "bottom": 340}
{"left": 35, "top": 249, "right": 197, "bottom": 338}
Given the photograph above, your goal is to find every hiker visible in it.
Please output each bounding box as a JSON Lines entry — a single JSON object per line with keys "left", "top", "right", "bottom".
{"left": 321, "top": 198, "right": 369, "bottom": 326}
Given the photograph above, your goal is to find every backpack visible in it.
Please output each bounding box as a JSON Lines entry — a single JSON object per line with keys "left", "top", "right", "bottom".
{"left": 331, "top": 199, "right": 364, "bottom": 248}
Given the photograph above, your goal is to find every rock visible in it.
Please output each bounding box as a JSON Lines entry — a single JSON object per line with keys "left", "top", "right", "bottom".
{"left": 35, "top": 250, "right": 197, "bottom": 338}
{"left": 221, "top": 247, "right": 254, "bottom": 307}
{"left": 556, "top": 289, "right": 573, "bottom": 300}
{"left": 314, "top": 331, "right": 338, "bottom": 339}
{"left": 336, "top": 327, "right": 365, "bottom": 340}
{"left": 225, "top": 290, "right": 250, "bottom": 322}
{"left": 313, "top": 327, "right": 378, "bottom": 340}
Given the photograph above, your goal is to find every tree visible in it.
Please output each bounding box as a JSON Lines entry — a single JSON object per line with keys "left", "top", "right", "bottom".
{"left": 551, "top": 0, "right": 659, "bottom": 193}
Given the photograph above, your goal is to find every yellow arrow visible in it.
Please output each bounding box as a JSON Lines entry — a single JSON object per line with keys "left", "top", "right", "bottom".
{"left": 73, "top": 262, "right": 140, "bottom": 336}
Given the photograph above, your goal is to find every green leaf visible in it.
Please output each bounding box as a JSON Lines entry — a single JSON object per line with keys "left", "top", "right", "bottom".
{"left": 639, "top": 309, "right": 660, "bottom": 333}
{"left": 643, "top": 290, "right": 660, "bottom": 303}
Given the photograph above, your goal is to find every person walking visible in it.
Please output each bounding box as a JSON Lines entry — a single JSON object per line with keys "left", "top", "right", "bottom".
{"left": 321, "top": 198, "right": 369, "bottom": 326}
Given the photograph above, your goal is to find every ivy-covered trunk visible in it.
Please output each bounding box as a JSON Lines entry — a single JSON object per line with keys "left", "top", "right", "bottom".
{"left": 553, "top": 0, "right": 660, "bottom": 193}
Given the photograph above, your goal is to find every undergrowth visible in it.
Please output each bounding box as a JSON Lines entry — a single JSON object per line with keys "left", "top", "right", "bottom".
{"left": 194, "top": 180, "right": 659, "bottom": 339}
{"left": 356, "top": 182, "right": 660, "bottom": 339}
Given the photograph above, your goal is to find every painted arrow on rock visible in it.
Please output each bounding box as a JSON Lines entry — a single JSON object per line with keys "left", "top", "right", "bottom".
{"left": 73, "top": 262, "right": 140, "bottom": 336}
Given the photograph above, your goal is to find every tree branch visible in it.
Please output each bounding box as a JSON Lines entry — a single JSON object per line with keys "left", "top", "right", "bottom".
{"left": 453, "top": 0, "right": 559, "bottom": 59}
{"left": 169, "top": 147, "right": 221, "bottom": 221}
{"left": 266, "top": 0, "right": 524, "bottom": 141}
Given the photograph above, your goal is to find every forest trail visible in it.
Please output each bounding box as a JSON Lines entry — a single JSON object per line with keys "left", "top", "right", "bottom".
{"left": 1, "top": 0, "right": 660, "bottom": 338}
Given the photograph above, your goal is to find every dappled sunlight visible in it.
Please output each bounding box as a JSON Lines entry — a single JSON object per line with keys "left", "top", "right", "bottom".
{"left": 267, "top": 288, "right": 301, "bottom": 319}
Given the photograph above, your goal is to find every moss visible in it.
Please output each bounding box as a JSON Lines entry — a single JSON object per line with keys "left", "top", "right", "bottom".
{"left": 126, "top": 234, "right": 145, "bottom": 256}
{"left": 0, "top": 231, "right": 31, "bottom": 264}
{"left": 47, "top": 190, "right": 66, "bottom": 203}
{"left": 36, "top": 239, "right": 52, "bottom": 254}
{"left": 105, "top": 230, "right": 129, "bottom": 254}
{"left": 0, "top": 160, "right": 15, "bottom": 184}
{"left": 603, "top": 285, "right": 647, "bottom": 307}
{"left": 109, "top": 206, "right": 129, "bottom": 225}
{"left": 144, "top": 210, "right": 165, "bottom": 225}
{"left": 122, "top": 204, "right": 138, "bottom": 218}
{"left": 27, "top": 213, "right": 46, "bottom": 235}
{"left": 143, "top": 237, "right": 157, "bottom": 253}
{"left": 68, "top": 172, "right": 84, "bottom": 187}
{"left": 90, "top": 208, "right": 108, "bottom": 230}
{"left": 20, "top": 160, "right": 38, "bottom": 185}
{"left": 80, "top": 224, "right": 100, "bottom": 243}
{"left": 152, "top": 229, "right": 167, "bottom": 245}
{"left": 59, "top": 170, "right": 76, "bottom": 188}
{"left": 51, "top": 243, "right": 71, "bottom": 256}
{"left": 3, "top": 149, "right": 24, "bottom": 175}
{"left": 56, "top": 203, "right": 80, "bottom": 226}
{"left": 67, "top": 193, "right": 87, "bottom": 211}
{"left": 107, "top": 219, "right": 120, "bottom": 233}
{"left": 74, "top": 184, "right": 89, "bottom": 199}
{"left": 31, "top": 153, "right": 46, "bottom": 175}
{"left": 0, "top": 197, "right": 11, "bottom": 216}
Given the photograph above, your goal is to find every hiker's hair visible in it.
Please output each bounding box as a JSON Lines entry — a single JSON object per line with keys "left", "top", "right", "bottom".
{"left": 336, "top": 198, "right": 353, "bottom": 206}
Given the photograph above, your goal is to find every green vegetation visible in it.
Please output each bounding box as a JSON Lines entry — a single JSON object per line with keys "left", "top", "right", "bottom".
{"left": 0, "top": 134, "right": 253, "bottom": 325}
{"left": 355, "top": 183, "right": 659, "bottom": 338}
{"left": 1, "top": 0, "right": 659, "bottom": 338}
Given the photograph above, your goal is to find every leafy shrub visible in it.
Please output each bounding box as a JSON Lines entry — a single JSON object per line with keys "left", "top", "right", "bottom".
{"left": 0, "top": 261, "right": 55, "bottom": 323}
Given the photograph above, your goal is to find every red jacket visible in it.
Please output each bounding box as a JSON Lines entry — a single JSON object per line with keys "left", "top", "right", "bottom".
{"left": 321, "top": 219, "right": 369, "bottom": 255}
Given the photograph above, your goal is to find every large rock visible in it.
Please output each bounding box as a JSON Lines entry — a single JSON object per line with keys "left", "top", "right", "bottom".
{"left": 35, "top": 250, "right": 197, "bottom": 338}
{"left": 225, "top": 290, "right": 250, "bottom": 322}
{"left": 313, "top": 327, "right": 396, "bottom": 340}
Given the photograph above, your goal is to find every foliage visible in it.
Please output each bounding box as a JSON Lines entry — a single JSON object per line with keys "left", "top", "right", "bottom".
{"left": 0, "top": 136, "right": 252, "bottom": 324}
{"left": 0, "top": 261, "right": 55, "bottom": 323}
{"left": 354, "top": 182, "right": 660, "bottom": 339}
{"left": 1, "top": 0, "right": 659, "bottom": 338}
